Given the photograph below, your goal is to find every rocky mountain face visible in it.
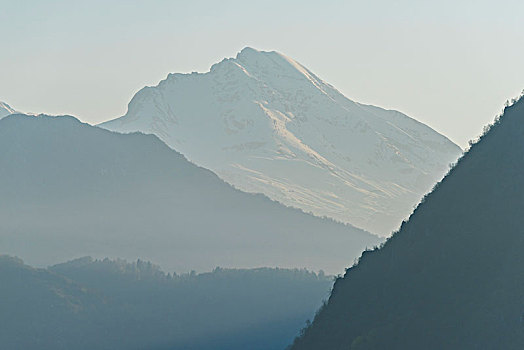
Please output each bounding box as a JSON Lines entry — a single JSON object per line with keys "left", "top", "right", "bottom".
{"left": 101, "top": 47, "right": 461, "bottom": 235}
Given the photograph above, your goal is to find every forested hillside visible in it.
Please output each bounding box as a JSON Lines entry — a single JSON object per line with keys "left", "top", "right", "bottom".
{"left": 0, "top": 256, "right": 332, "bottom": 350}
{"left": 290, "top": 97, "right": 524, "bottom": 349}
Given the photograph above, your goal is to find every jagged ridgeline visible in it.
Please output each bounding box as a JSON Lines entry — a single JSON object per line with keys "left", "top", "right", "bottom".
{"left": 289, "top": 97, "right": 524, "bottom": 350}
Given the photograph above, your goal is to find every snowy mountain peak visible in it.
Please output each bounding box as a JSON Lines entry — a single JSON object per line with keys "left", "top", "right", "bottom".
{"left": 100, "top": 48, "right": 462, "bottom": 235}
{"left": 234, "top": 47, "right": 289, "bottom": 68}
{"left": 236, "top": 46, "right": 261, "bottom": 57}
{"left": 205, "top": 47, "right": 325, "bottom": 91}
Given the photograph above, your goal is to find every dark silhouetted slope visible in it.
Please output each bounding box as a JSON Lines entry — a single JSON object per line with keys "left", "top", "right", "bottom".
{"left": 289, "top": 97, "right": 524, "bottom": 350}
{"left": 0, "top": 114, "right": 380, "bottom": 273}
{"left": 0, "top": 255, "right": 333, "bottom": 350}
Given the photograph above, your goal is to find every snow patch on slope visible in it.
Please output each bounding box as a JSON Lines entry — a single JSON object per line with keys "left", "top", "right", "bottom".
{"left": 0, "top": 101, "right": 17, "bottom": 119}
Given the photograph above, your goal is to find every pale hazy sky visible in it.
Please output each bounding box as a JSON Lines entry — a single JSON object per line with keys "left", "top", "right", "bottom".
{"left": 1, "top": 0, "right": 523, "bottom": 147}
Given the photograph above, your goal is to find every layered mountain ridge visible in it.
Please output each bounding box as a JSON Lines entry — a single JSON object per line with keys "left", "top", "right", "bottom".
{"left": 101, "top": 47, "right": 462, "bottom": 235}
{"left": 0, "top": 113, "right": 380, "bottom": 273}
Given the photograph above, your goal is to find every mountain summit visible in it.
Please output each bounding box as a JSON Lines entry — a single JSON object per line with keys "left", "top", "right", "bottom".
{"left": 100, "top": 48, "right": 461, "bottom": 235}
{"left": 289, "top": 96, "right": 524, "bottom": 349}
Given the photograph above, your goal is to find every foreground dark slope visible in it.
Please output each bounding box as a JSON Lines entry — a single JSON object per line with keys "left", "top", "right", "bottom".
{"left": 0, "top": 114, "right": 380, "bottom": 273}
{"left": 0, "top": 255, "right": 332, "bottom": 350}
{"left": 290, "top": 98, "right": 524, "bottom": 350}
